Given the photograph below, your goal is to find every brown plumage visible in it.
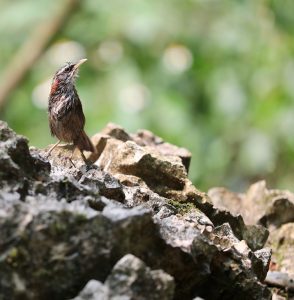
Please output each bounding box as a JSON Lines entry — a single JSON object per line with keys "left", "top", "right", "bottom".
{"left": 47, "top": 59, "right": 95, "bottom": 161}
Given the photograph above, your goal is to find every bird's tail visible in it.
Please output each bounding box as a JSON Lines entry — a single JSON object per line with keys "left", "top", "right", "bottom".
{"left": 75, "top": 130, "right": 95, "bottom": 152}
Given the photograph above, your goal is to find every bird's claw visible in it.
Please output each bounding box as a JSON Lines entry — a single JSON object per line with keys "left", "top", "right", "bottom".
{"left": 59, "top": 156, "right": 76, "bottom": 168}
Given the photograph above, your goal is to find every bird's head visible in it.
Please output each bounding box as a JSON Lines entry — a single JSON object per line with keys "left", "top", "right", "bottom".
{"left": 51, "top": 59, "right": 87, "bottom": 93}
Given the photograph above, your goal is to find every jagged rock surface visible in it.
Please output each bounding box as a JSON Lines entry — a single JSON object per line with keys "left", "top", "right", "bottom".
{"left": 0, "top": 121, "right": 272, "bottom": 300}
{"left": 72, "top": 254, "right": 175, "bottom": 300}
{"left": 208, "top": 181, "right": 294, "bottom": 228}
{"left": 209, "top": 180, "right": 294, "bottom": 297}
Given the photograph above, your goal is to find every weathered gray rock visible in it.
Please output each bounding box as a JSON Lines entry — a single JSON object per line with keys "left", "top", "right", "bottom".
{"left": 266, "top": 223, "right": 294, "bottom": 277}
{"left": 0, "top": 121, "right": 273, "bottom": 300}
{"left": 106, "top": 254, "right": 174, "bottom": 300}
{"left": 73, "top": 254, "right": 174, "bottom": 300}
{"left": 204, "top": 200, "right": 269, "bottom": 251}
{"left": 91, "top": 123, "right": 210, "bottom": 211}
{"left": 190, "top": 234, "right": 272, "bottom": 300}
{"left": 265, "top": 271, "right": 294, "bottom": 292}
{"left": 209, "top": 180, "right": 294, "bottom": 298}
{"left": 98, "top": 139, "right": 187, "bottom": 194}
{"left": 155, "top": 207, "right": 213, "bottom": 251}
{"left": 254, "top": 248, "right": 272, "bottom": 281}
{"left": 79, "top": 168, "right": 125, "bottom": 202}
{"left": 0, "top": 122, "right": 50, "bottom": 200}
{"left": 0, "top": 195, "right": 176, "bottom": 299}
{"left": 131, "top": 128, "right": 192, "bottom": 172}
{"left": 72, "top": 280, "right": 108, "bottom": 300}
{"left": 209, "top": 181, "right": 294, "bottom": 228}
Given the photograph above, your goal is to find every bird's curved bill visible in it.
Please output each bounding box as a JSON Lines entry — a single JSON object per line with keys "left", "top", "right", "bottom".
{"left": 74, "top": 58, "right": 87, "bottom": 70}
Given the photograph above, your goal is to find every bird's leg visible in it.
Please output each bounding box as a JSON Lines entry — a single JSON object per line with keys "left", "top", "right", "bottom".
{"left": 79, "top": 149, "right": 92, "bottom": 166}
{"left": 69, "top": 147, "right": 76, "bottom": 168}
{"left": 46, "top": 140, "right": 61, "bottom": 158}
{"left": 80, "top": 150, "right": 87, "bottom": 162}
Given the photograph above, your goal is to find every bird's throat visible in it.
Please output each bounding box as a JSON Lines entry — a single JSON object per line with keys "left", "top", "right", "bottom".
{"left": 50, "top": 78, "right": 75, "bottom": 96}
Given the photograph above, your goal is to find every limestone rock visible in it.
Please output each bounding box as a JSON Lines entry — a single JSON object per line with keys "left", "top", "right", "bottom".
{"left": 266, "top": 223, "right": 294, "bottom": 277}
{"left": 209, "top": 181, "right": 294, "bottom": 228}
{"left": 0, "top": 121, "right": 273, "bottom": 300}
{"left": 72, "top": 280, "right": 108, "bottom": 300}
{"left": 73, "top": 254, "right": 175, "bottom": 300}
{"left": 106, "top": 254, "right": 174, "bottom": 300}
{"left": 131, "top": 128, "right": 192, "bottom": 172}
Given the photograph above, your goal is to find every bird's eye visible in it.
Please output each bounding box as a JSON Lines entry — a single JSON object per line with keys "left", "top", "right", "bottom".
{"left": 64, "top": 64, "right": 74, "bottom": 72}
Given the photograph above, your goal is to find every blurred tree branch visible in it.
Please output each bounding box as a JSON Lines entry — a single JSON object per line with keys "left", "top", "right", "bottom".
{"left": 0, "top": 0, "right": 80, "bottom": 111}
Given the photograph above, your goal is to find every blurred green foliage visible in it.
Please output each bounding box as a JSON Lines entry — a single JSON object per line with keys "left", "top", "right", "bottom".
{"left": 1, "top": 0, "right": 294, "bottom": 191}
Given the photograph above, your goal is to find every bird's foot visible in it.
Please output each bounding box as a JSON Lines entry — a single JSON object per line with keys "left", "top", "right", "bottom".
{"left": 80, "top": 150, "right": 93, "bottom": 167}
{"left": 69, "top": 158, "right": 76, "bottom": 168}
{"left": 59, "top": 156, "right": 77, "bottom": 168}
{"left": 44, "top": 150, "right": 55, "bottom": 161}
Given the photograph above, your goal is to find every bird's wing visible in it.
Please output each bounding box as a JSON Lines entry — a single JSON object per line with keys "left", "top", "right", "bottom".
{"left": 72, "top": 87, "right": 85, "bottom": 128}
{"left": 52, "top": 95, "right": 73, "bottom": 120}
{"left": 74, "top": 97, "right": 85, "bottom": 128}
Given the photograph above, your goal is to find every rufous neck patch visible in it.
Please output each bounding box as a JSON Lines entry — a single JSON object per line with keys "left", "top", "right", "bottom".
{"left": 50, "top": 79, "right": 59, "bottom": 95}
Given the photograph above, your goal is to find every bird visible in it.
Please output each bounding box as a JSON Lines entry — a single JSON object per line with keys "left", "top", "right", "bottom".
{"left": 47, "top": 58, "right": 95, "bottom": 164}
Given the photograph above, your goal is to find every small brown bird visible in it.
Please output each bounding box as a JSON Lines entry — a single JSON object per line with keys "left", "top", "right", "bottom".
{"left": 47, "top": 58, "right": 95, "bottom": 163}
